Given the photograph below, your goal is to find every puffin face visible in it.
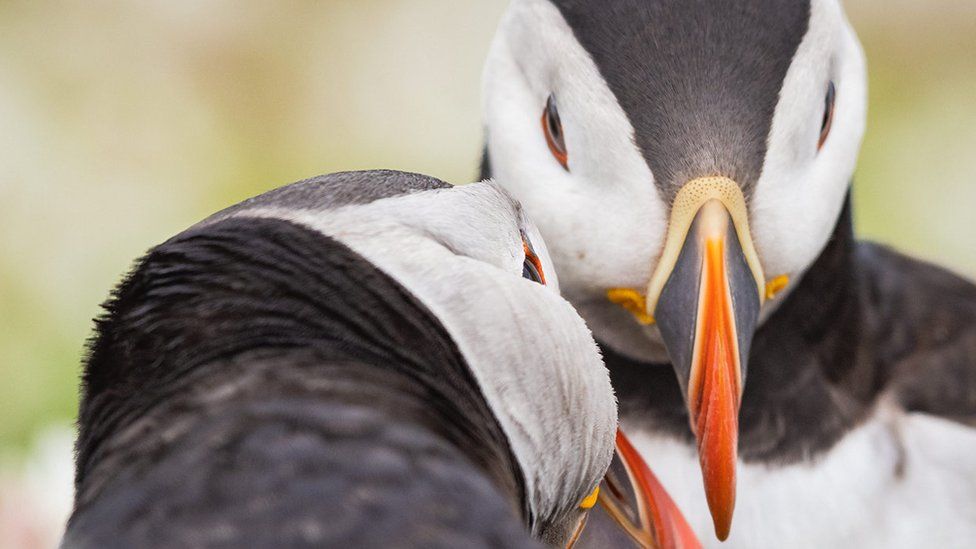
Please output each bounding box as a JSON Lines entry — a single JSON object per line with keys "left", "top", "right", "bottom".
{"left": 483, "top": 0, "right": 867, "bottom": 539}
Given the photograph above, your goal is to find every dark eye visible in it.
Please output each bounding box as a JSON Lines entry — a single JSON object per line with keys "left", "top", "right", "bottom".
{"left": 818, "top": 81, "right": 836, "bottom": 150}
{"left": 542, "top": 94, "right": 568, "bottom": 170}
{"left": 522, "top": 237, "right": 546, "bottom": 285}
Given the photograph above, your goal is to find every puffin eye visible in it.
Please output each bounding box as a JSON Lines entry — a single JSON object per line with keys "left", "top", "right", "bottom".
{"left": 521, "top": 237, "right": 546, "bottom": 285}
{"left": 818, "top": 81, "right": 836, "bottom": 150}
{"left": 542, "top": 95, "right": 568, "bottom": 170}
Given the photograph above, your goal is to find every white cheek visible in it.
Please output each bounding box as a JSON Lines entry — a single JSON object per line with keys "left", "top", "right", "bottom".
{"left": 751, "top": 0, "right": 867, "bottom": 281}
{"left": 483, "top": 0, "right": 668, "bottom": 298}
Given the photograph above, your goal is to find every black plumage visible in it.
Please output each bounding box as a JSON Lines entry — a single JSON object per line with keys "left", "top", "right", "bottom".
{"left": 66, "top": 216, "right": 541, "bottom": 548}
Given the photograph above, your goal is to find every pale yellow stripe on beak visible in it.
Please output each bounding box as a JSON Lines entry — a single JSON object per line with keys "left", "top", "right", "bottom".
{"left": 645, "top": 177, "right": 767, "bottom": 316}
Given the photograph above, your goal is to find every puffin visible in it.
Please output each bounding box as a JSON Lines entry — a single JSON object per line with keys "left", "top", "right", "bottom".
{"left": 480, "top": 0, "right": 976, "bottom": 547}
{"left": 64, "top": 170, "right": 696, "bottom": 548}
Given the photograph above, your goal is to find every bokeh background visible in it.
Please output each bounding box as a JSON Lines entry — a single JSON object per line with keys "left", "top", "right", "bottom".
{"left": 1, "top": 1, "right": 974, "bottom": 546}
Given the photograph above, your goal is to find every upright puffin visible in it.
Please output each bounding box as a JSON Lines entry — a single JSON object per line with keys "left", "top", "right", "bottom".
{"left": 64, "top": 170, "right": 695, "bottom": 548}
{"left": 481, "top": 1, "right": 976, "bottom": 546}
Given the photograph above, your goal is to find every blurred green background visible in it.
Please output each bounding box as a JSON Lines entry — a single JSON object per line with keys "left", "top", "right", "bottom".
{"left": 0, "top": 0, "right": 974, "bottom": 542}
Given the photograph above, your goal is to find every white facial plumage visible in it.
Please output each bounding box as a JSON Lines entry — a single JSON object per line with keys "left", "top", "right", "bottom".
{"left": 751, "top": 0, "right": 867, "bottom": 282}
{"left": 482, "top": 0, "right": 868, "bottom": 361}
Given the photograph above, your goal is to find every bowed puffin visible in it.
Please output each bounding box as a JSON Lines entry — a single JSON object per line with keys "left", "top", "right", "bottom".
{"left": 64, "top": 170, "right": 695, "bottom": 548}
{"left": 481, "top": 1, "right": 976, "bottom": 546}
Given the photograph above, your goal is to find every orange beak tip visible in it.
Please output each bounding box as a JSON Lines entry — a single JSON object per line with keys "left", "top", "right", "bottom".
{"left": 700, "top": 446, "right": 736, "bottom": 541}
{"left": 695, "top": 368, "right": 739, "bottom": 541}
{"left": 715, "top": 522, "right": 732, "bottom": 543}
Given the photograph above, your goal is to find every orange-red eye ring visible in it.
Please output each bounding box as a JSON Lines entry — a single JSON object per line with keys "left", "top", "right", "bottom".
{"left": 522, "top": 239, "right": 547, "bottom": 285}
{"left": 542, "top": 95, "right": 569, "bottom": 170}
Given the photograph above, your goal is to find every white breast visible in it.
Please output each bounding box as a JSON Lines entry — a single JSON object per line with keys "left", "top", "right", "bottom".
{"left": 625, "top": 405, "right": 976, "bottom": 548}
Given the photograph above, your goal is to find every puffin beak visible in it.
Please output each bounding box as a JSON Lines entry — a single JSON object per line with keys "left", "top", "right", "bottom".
{"left": 654, "top": 198, "right": 760, "bottom": 540}
{"left": 608, "top": 177, "right": 768, "bottom": 541}
{"left": 574, "top": 429, "right": 701, "bottom": 549}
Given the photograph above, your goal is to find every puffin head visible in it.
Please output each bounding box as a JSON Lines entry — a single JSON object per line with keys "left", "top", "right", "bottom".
{"left": 205, "top": 174, "right": 611, "bottom": 544}
{"left": 482, "top": 0, "right": 867, "bottom": 539}
{"left": 212, "top": 172, "right": 695, "bottom": 546}
{"left": 297, "top": 180, "right": 615, "bottom": 545}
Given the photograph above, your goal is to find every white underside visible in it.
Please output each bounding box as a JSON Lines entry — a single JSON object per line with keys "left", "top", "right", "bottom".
{"left": 626, "top": 406, "right": 976, "bottom": 548}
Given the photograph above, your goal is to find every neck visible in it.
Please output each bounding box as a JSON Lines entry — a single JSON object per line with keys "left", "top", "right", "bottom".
{"left": 75, "top": 217, "right": 525, "bottom": 513}
{"left": 611, "top": 192, "right": 872, "bottom": 463}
